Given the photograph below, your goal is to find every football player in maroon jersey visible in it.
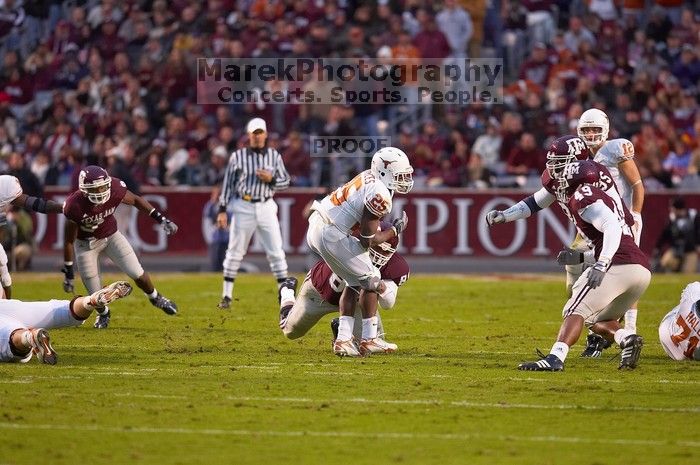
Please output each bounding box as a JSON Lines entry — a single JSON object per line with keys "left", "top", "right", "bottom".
{"left": 279, "top": 225, "right": 409, "bottom": 356}
{"left": 62, "top": 166, "right": 179, "bottom": 328}
{"left": 487, "top": 136, "right": 651, "bottom": 370}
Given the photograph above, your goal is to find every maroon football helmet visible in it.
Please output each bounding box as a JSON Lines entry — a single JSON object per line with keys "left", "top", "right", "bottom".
{"left": 369, "top": 221, "right": 399, "bottom": 268}
{"left": 79, "top": 165, "right": 112, "bottom": 204}
{"left": 545, "top": 135, "right": 591, "bottom": 179}
{"left": 556, "top": 159, "right": 601, "bottom": 203}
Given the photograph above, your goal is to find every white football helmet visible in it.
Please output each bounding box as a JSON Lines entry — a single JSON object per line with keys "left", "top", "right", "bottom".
{"left": 576, "top": 108, "right": 609, "bottom": 147}
{"left": 370, "top": 147, "right": 414, "bottom": 194}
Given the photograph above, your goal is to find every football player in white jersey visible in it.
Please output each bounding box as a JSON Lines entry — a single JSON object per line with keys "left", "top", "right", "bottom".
{"left": 573, "top": 108, "right": 645, "bottom": 355}
{"left": 659, "top": 281, "right": 700, "bottom": 361}
{"left": 306, "top": 147, "right": 413, "bottom": 357}
{"left": 0, "top": 175, "right": 64, "bottom": 299}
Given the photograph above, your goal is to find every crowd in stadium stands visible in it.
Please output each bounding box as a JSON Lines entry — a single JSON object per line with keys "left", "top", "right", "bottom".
{"left": 0, "top": 0, "right": 699, "bottom": 192}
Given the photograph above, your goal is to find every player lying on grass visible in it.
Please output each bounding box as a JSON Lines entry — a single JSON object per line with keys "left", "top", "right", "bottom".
{"left": 306, "top": 147, "right": 412, "bottom": 357}
{"left": 63, "top": 165, "right": 178, "bottom": 329}
{"left": 659, "top": 281, "right": 700, "bottom": 361}
{"left": 488, "top": 137, "right": 650, "bottom": 370}
{"left": 279, "top": 223, "right": 409, "bottom": 354}
{"left": 0, "top": 174, "right": 65, "bottom": 299}
{"left": 0, "top": 281, "right": 132, "bottom": 365}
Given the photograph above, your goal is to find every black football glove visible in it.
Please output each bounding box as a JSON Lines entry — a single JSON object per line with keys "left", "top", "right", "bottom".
{"left": 556, "top": 247, "right": 584, "bottom": 266}
{"left": 61, "top": 263, "right": 75, "bottom": 294}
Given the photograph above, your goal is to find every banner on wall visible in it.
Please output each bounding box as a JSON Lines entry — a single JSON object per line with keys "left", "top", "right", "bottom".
{"left": 36, "top": 188, "right": 689, "bottom": 257}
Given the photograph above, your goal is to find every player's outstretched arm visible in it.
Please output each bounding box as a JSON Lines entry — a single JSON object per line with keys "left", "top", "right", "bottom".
{"left": 123, "top": 191, "right": 178, "bottom": 235}
{"left": 62, "top": 220, "right": 78, "bottom": 294}
{"left": 486, "top": 187, "right": 555, "bottom": 226}
{"left": 12, "top": 193, "right": 63, "bottom": 214}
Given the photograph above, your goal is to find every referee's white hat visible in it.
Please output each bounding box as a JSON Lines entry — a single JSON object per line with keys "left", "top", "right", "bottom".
{"left": 246, "top": 117, "right": 267, "bottom": 133}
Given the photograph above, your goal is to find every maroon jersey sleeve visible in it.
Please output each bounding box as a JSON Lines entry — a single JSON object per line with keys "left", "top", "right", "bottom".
{"left": 110, "top": 178, "right": 127, "bottom": 203}
{"left": 309, "top": 260, "right": 342, "bottom": 306}
{"left": 380, "top": 254, "right": 410, "bottom": 286}
{"left": 62, "top": 191, "right": 83, "bottom": 223}
{"left": 540, "top": 169, "right": 557, "bottom": 195}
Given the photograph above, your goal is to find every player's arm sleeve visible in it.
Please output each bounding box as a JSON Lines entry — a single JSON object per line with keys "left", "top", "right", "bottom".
{"left": 0, "top": 246, "right": 10, "bottom": 288}
{"left": 579, "top": 200, "right": 622, "bottom": 263}
{"left": 501, "top": 188, "right": 555, "bottom": 222}
{"left": 378, "top": 280, "right": 398, "bottom": 309}
{"left": 218, "top": 151, "right": 239, "bottom": 212}
{"left": 271, "top": 150, "right": 291, "bottom": 190}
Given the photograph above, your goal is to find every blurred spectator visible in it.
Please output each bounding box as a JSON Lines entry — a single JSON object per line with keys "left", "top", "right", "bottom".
{"left": 653, "top": 197, "right": 700, "bottom": 273}
{"left": 0, "top": 205, "right": 34, "bottom": 271}
{"left": 564, "top": 16, "right": 596, "bottom": 53}
{"left": 7, "top": 151, "right": 41, "bottom": 197}
{"left": 436, "top": 0, "right": 473, "bottom": 58}
{"left": 469, "top": 118, "right": 502, "bottom": 187}
{"left": 505, "top": 132, "right": 543, "bottom": 177}
{"left": 281, "top": 132, "right": 311, "bottom": 187}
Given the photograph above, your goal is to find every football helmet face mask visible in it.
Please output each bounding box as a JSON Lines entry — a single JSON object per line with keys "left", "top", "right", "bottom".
{"left": 576, "top": 108, "right": 609, "bottom": 147}
{"left": 555, "top": 160, "right": 600, "bottom": 204}
{"left": 369, "top": 222, "right": 399, "bottom": 268}
{"left": 79, "top": 165, "right": 112, "bottom": 205}
{"left": 545, "top": 135, "right": 590, "bottom": 201}
{"left": 371, "top": 147, "right": 414, "bottom": 194}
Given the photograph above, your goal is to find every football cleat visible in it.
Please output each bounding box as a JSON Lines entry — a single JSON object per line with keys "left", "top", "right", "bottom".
{"left": 333, "top": 337, "right": 361, "bottom": 357}
{"left": 94, "top": 309, "right": 111, "bottom": 329}
{"left": 29, "top": 328, "right": 57, "bottom": 365}
{"left": 331, "top": 317, "right": 339, "bottom": 341}
{"left": 618, "top": 335, "right": 643, "bottom": 370}
{"left": 359, "top": 337, "right": 397, "bottom": 356}
{"left": 277, "top": 277, "right": 298, "bottom": 304}
{"left": 89, "top": 281, "right": 133, "bottom": 308}
{"left": 518, "top": 353, "right": 564, "bottom": 371}
{"left": 150, "top": 293, "right": 178, "bottom": 315}
{"left": 217, "top": 296, "right": 231, "bottom": 309}
{"left": 580, "top": 333, "right": 612, "bottom": 358}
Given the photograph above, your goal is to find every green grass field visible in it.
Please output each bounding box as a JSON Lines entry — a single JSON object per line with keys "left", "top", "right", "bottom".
{"left": 0, "top": 272, "right": 698, "bottom": 465}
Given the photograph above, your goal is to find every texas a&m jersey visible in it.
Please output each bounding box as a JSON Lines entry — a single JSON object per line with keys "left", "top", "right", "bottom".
{"left": 63, "top": 177, "right": 127, "bottom": 240}
{"left": 565, "top": 184, "right": 648, "bottom": 269}
{"left": 309, "top": 253, "right": 410, "bottom": 306}
{"left": 316, "top": 170, "right": 393, "bottom": 232}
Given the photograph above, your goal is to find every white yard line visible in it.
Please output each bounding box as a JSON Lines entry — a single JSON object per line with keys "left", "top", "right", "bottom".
{"left": 224, "top": 396, "right": 700, "bottom": 414}
{"left": 0, "top": 422, "right": 693, "bottom": 447}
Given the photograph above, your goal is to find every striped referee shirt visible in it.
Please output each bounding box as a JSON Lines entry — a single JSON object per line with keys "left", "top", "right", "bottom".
{"left": 219, "top": 146, "right": 291, "bottom": 208}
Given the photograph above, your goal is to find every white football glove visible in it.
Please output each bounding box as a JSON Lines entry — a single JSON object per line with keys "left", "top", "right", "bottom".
{"left": 486, "top": 210, "right": 505, "bottom": 226}
{"left": 587, "top": 259, "right": 610, "bottom": 289}
{"left": 631, "top": 211, "right": 642, "bottom": 240}
{"left": 162, "top": 219, "right": 178, "bottom": 235}
{"left": 392, "top": 211, "right": 408, "bottom": 235}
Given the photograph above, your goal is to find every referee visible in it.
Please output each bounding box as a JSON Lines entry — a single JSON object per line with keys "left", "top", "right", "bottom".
{"left": 216, "top": 117, "right": 292, "bottom": 309}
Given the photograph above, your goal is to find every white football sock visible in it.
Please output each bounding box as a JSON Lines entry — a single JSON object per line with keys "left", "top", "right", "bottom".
{"left": 337, "top": 316, "right": 354, "bottom": 341}
{"left": 550, "top": 342, "right": 570, "bottom": 362}
{"left": 147, "top": 289, "right": 158, "bottom": 299}
{"left": 362, "top": 316, "right": 378, "bottom": 340}
{"left": 614, "top": 328, "right": 634, "bottom": 346}
{"left": 280, "top": 287, "right": 295, "bottom": 306}
{"left": 623, "top": 309, "right": 637, "bottom": 332}
{"left": 223, "top": 281, "right": 234, "bottom": 299}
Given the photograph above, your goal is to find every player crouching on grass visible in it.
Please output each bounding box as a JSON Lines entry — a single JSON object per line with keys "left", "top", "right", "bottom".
{"left": 488, "top": 137, "right": 651, "bottom": 371}
{"left": 279, "top": 222, "right": 410, "bottom": 355}
{"left": 0, "top": 281, "right": 132, "bottom": 365}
